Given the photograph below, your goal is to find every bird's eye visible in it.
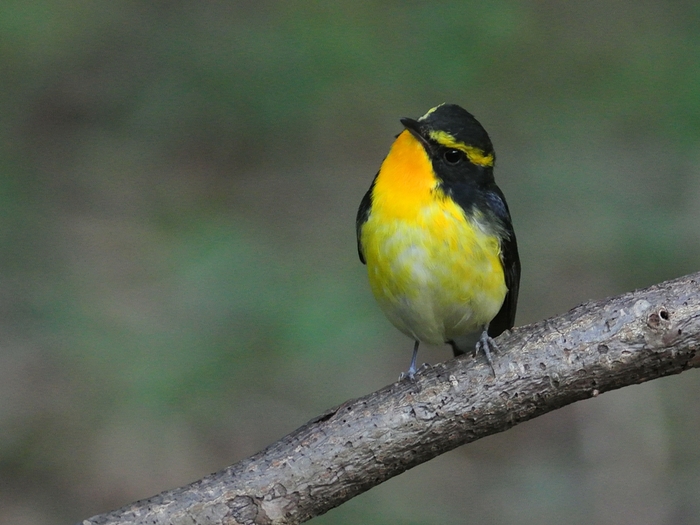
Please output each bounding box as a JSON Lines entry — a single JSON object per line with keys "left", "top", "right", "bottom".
{"left": 443, "top": 149, "right": 465, "bottom": 165}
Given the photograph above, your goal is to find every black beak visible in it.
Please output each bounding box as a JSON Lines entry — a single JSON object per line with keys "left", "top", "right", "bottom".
{"left": 400, "top": 117, "right": 429, "bottom": 148}
{"left": 400, "top": 117, "right": 420, "bottom": 130}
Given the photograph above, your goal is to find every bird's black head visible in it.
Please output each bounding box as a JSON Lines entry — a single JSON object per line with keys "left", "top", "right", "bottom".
{"left": 417, "top": 104, "right": 494, "bottom": 159}
{"left": 400, "top": 103, "right": 496, "bottom": 187}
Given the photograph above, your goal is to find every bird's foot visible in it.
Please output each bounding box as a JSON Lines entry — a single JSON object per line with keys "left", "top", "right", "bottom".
{"left": 475, "top": 331, "right": 497, "bottom": 376}
{"left": 398, "top": 367, "right": 416, "bottom": 382}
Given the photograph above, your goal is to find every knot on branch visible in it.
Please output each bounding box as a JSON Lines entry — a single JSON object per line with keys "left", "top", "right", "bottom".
{"left": 229, "top": 495, "right": 270, "bottom": 525}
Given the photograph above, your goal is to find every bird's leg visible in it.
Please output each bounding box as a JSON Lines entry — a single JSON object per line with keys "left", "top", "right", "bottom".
{"left": 476, "top": 326, "right": 497, "bottom": 376}
{"left": 399, "top": 340, "right": 420, "bottom": 381}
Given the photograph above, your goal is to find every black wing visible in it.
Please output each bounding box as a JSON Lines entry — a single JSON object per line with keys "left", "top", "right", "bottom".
{"left": 355, "top": 173, "right": 378, "bottom": 265}
{"left": 484, "top": 186, "right": 521, "bottom": 337}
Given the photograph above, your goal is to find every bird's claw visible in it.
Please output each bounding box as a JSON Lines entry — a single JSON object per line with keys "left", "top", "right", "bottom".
{"left": 398, "top": 370, "right": 416, "bottom": 382}
{"left": 476, "top": 332, "right": 497, "bottom": 376}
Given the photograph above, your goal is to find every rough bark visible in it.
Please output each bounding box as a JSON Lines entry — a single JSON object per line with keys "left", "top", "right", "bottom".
{"left": 81, "top": 272, "right": 700, "bottom": 525}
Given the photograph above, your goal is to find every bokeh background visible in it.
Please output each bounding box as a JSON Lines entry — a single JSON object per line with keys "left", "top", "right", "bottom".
{"left": 2, "top": 2, "right": 700, "bottom": 524}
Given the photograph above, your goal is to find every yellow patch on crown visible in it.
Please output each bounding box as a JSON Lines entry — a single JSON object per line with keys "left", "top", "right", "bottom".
{"left": 418, "top": 103, "right": 445, "bottom": 121}
{"left": 428, "top": 130, "right": 494, "bottom": 168}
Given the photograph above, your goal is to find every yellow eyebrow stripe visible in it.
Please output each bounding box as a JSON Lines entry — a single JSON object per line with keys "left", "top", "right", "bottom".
{"left": 428, "top": 130, "right": 494, "bottom": 167}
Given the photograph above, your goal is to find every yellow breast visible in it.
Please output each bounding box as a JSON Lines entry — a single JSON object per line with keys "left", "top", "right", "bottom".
{"left": 360, "top": 130, "right": 507, "bottom": 344}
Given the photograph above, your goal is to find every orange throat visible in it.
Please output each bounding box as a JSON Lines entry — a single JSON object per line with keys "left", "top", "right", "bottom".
{"left": 371, "top": 130, "right": 438, "bottom": 220}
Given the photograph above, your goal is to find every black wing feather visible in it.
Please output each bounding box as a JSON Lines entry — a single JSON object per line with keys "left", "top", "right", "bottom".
{"left": 485, "top": 186, "right": 521, "bottom": 337}
{"left": 355, "top": 173, "right": 378, "bottom": 265}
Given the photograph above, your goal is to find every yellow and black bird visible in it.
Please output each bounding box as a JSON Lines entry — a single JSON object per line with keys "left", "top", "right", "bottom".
{"left": 356, "top": 103, "right": 520, "bottom": 379}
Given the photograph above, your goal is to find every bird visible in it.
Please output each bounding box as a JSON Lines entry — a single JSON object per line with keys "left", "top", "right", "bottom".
{"left": 356, "top": 103, "right": 520, "bottom": 379}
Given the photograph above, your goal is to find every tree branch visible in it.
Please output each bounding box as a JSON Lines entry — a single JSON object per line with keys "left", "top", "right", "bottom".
{"left": 81, "top": 272, "right": 700, "bottom": 525}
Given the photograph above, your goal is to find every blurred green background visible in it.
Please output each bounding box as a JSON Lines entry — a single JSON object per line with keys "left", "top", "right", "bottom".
{"left": 1, "top": 1, "right": 700, "bottom": 524}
